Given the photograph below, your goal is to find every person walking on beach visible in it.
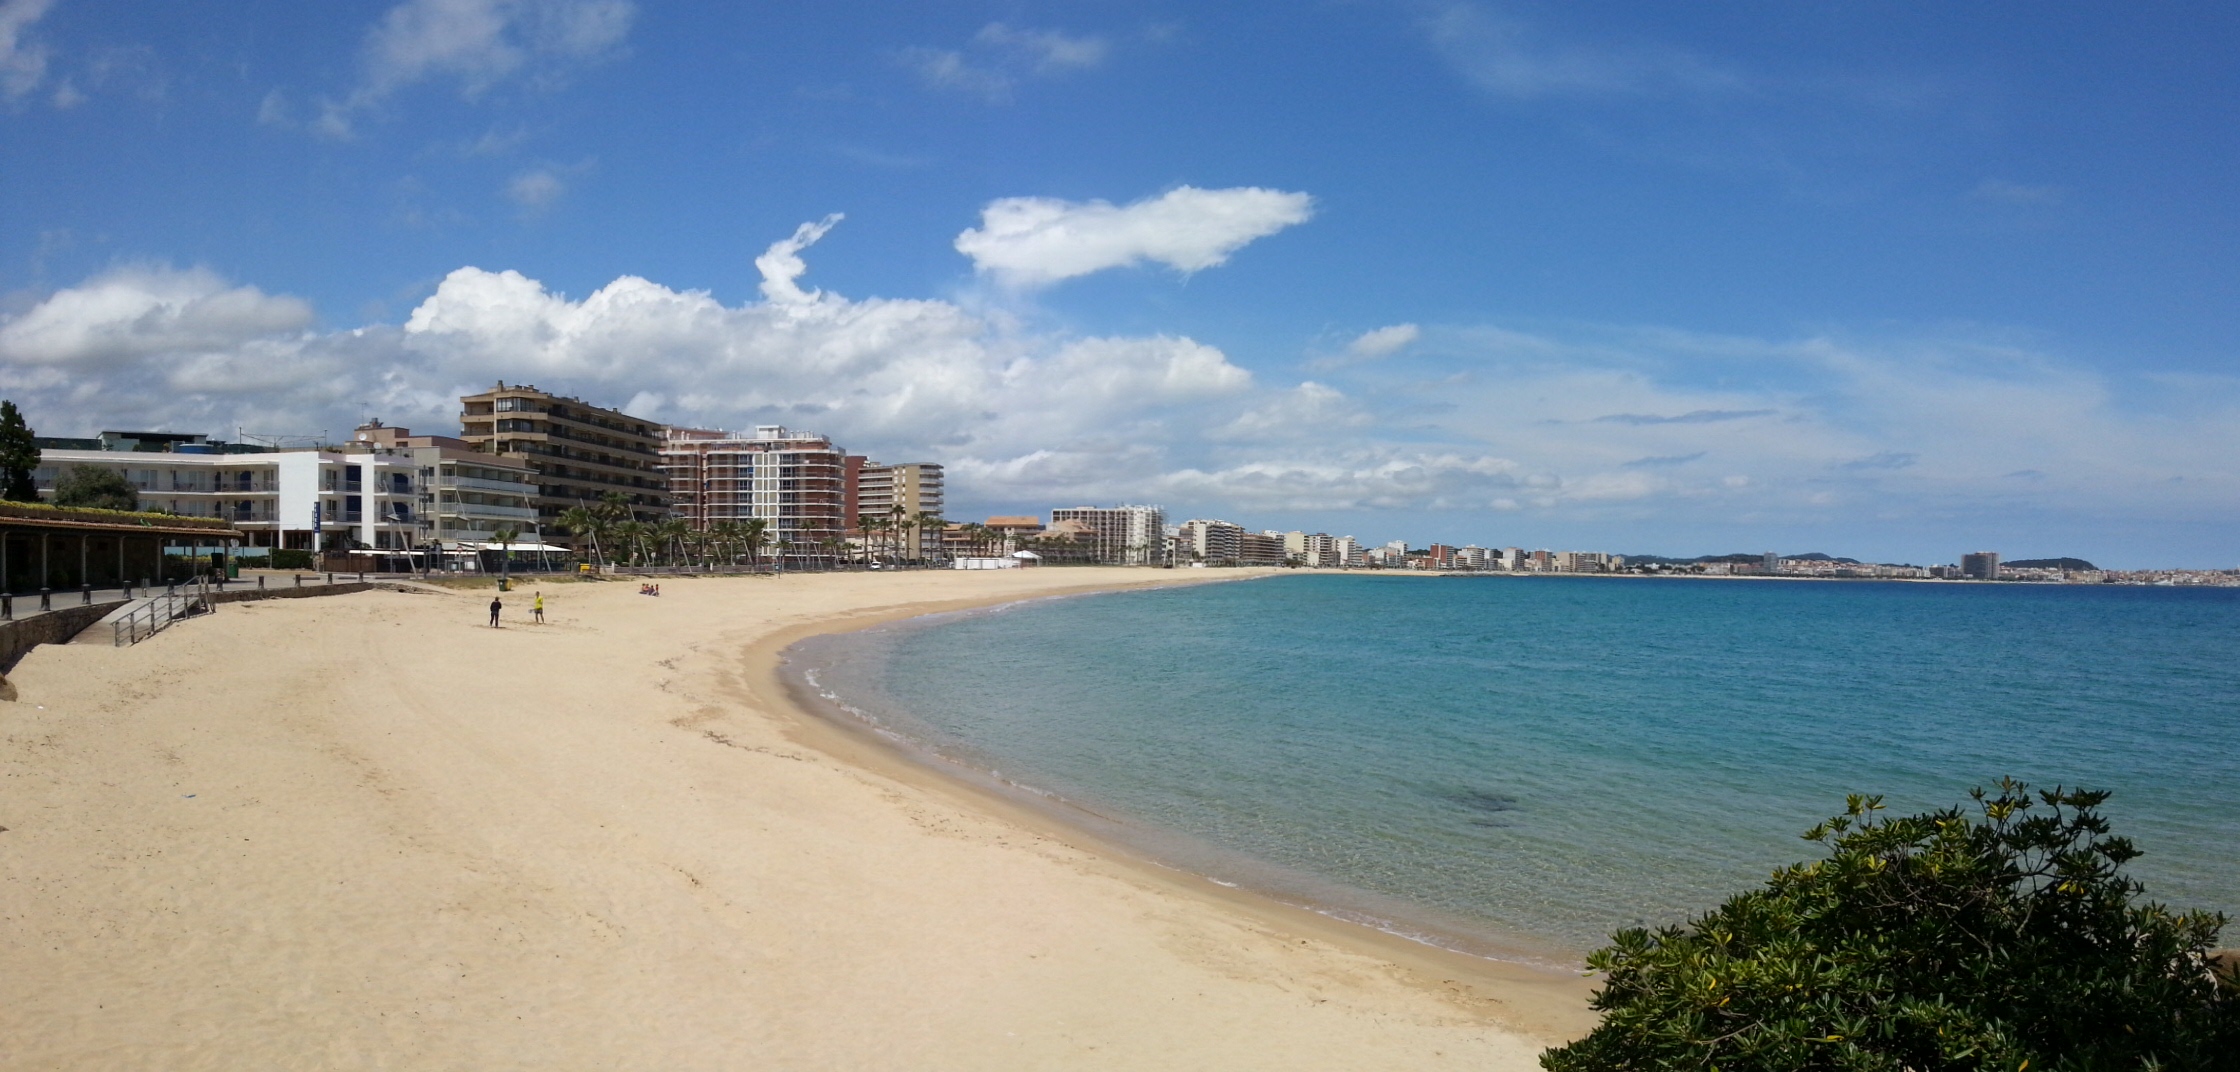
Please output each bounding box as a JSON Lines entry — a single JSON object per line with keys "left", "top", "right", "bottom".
{"left": 489, "top": 595, "right": 502, "bottom": 628}
{"left": 533, "top": 591, "right": 545, "bottom": 624}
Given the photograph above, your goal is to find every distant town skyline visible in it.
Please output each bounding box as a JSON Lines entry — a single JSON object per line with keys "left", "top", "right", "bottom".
{"left": 2, "top": 2, "right": 2236, "bottom": 569}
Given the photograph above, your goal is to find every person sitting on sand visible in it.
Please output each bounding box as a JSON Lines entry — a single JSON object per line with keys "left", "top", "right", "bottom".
{"left": 489, "top": 595, "right": 502, "bottom": 628}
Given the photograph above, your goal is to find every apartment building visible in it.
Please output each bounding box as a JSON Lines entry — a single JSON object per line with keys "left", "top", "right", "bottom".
{"left": 1557, "top": 551, "right": 1622, "bottom": 573}
{"left": 348, "top": 422, "right": 542, "bottom": 548}
{"left": 1333, "top": 535, "right": 1363, "bottom": 568}
{"left": 1177, "top": 518, "right": 1245, "bottom": 564}
{"left": 34, "top": 433, "right": 423, "bottom": 553}
{"left": 984, "top": 515, "right": 1044, "bottom": 550}
{"left": 1961, "top": 551, "right": 2001, "bottom": 580}
{"left": 1236, "top": 530, "right": 1286, "bottom": 566}
{"left": 1279, "top": 530, "right": 1339, "bottom": 567}
{"left": 857, "top": 461, "right": 946, "bottom": 558}
{"left": 661, "top": 426, "right": 850, "bottom": 561}
{"left": 1050, "top": 505, "right": 1167, "bottom": 565}
{"left": 458, "top": 383, "right": 667, "bottom": 541}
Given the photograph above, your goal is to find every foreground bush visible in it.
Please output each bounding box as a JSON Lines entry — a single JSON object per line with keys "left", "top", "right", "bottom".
{"left": 1543, "top": 780, "right": 2238, "bottom": 1070}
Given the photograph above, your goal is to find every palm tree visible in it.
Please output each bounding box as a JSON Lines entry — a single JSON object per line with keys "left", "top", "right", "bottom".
{"left": 492, "top": 524, "right": 520, "bottom": 588}
{"left": 558, "top": 505, "right": 606, "bottom": 568}
{"left": 709, "top": 520, "right": 743, "bottom": 568}
{"left": 597, "top": 491, "right": 633, "bottom": 536}
{"left": 886, "top": 504, "right": 908, "bottom": 564}
{"left": 855, "top": 514, "right": 883, "bottom": 567}
{"left": 913, "top": 510, "right": 945, "bottom": 564}
{"left": 740, "top": 518, "right": 770, "bottom": 572}
{"left": 960, "top": 522, "right": 990, "bottom": 556}
{"left": 656, "top": 518, "right": 692, "bottom": 569}
{"left": 611, "top": 520, "right": 648, "bottom": 566}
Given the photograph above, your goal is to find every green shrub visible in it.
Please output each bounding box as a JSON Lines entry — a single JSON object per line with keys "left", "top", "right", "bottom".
{"left": 53, "top": 465, "right": 140, "bottom": 511}
{"left": 1543, "top": 780, "right": 2238, "bottom": 1071}
{"left": 270, "top": 548, "right": 315, "bottom": 570}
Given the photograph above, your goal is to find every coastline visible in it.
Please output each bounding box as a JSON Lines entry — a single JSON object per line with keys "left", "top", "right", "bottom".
{"left": 772, "top": 586, "right": 1591, "bottom": 974}
{"left": 744, "top": 577, "right": 1598, "bottom": 1032}
{"left": 0, "top": 567, "right": 1594, "bottom": 1069}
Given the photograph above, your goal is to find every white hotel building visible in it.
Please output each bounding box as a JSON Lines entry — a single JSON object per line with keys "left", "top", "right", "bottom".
{"left": 34, "top": 425, "right": 541, "bottom": 557}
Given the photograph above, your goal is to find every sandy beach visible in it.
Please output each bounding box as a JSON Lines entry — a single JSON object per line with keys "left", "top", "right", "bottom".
{"left": 0, "top": 568, "right": 1592, "bottom": 1069}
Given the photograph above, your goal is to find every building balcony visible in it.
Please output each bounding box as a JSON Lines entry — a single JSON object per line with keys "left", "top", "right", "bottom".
{"left": 443, "top": 503, "right": 538, "bottom": 522}
{"left": 438, "top": 474, "right": 537, "bottom": 495}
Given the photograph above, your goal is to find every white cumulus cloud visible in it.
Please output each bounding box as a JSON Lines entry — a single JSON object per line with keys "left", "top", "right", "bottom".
{"left": 955, "top": 186, "right": 1315, "bottom": 287}
{"left": 7, "top": 219, "right": 2237, "bottom": 563}
{"left": 0, "top": 265, "right": 315, "bottom": 369}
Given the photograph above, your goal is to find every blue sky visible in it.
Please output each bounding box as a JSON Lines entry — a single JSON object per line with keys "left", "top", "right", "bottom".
{"left": 2, "top": 1, "right": 2236, "bottom": 567}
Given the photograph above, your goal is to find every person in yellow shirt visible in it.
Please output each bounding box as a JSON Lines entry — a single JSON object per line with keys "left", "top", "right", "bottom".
{"left": 533, "top": 591, "right": 545, "bottom": 624}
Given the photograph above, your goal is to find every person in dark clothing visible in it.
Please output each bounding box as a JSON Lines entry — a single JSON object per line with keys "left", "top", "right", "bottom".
{"left": 489, "top": 596, "right": 502, "bottom": 627}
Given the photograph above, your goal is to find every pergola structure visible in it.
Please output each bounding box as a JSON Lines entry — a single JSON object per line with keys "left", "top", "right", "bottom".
{"left": 0, "top": 506, "right": 242, "bottom": 596}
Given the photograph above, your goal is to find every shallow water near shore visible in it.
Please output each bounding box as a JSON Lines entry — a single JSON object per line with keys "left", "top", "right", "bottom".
{"left": 792, "top": 574, "right": 2240, "bottom": 955}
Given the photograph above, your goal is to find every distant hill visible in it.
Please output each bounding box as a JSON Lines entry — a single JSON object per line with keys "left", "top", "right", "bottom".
{"left": 2005, "top": 557, "right": 2098, "bottom": 571}
{"left": 1621, "top": 551, "right": 1859, "bottom": 565}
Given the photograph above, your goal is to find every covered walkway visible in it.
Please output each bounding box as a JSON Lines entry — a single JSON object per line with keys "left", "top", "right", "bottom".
{"left": 0, "top": 504, "right": 243, "bottom": 601}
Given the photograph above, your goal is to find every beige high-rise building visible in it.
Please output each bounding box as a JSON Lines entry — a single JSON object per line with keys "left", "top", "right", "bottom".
{"left": 857, "top": 462, "right": 945, "bottom": 558}
{"left": 457, "top": 383, "right": 667, "bottom": 543}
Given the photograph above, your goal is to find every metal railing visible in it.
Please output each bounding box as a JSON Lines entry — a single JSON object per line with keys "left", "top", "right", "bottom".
{"left": 112, "top": 580, "right": 212, "bottom": 647}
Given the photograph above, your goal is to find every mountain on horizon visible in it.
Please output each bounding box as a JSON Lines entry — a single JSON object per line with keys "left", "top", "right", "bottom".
{"left": 1622, "top": 552, "right": 1861, "bottom": 566}
{"left": 2005, "top": 557, "right": 2099, "bottom": 571}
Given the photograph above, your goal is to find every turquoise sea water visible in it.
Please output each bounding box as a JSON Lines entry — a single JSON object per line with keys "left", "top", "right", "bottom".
{"left": 792, "top": 575, "right": 2240, "bottom": 957}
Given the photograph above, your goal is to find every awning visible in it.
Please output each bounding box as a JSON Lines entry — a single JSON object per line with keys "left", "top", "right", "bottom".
{"left": 450, "top": 541, "right": 573, "bottom": 553}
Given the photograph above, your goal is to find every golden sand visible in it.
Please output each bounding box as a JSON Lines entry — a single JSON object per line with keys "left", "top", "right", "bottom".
{"left": 0, "top": 569, "right": 1592, "bottom": 1069}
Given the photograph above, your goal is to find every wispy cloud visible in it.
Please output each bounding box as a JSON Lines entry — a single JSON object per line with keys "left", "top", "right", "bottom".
{"left": 505, "top": 168, "right": 564, "bottom": 212}
{"left": 1622, "top": 452, "right": 1706, "bottom": 469}
{"left": 975, "top": 23, "right": 1106, "bottom": 73}
{"left": 1308, "top": 323, "right": 1423, "bottom": 371}
{"left": 1836, "top": 450, "right": 1918, "bottom": 471}
{"left": 312, "top": 0, "right": 635, "bottom": 139}
{"left": 1591, "top": 409, "right": 1775, "bottom": 425}
{"left": 902, "top": 22, "right": 1108, "bottom": 104}
{"left": 1348, "top": 323, "right": 1420, "bottom": 359}
{"left": 1422, "top": 2, "right": 1743, "bottom": 101}
{"left": 503, "top": 158, "right": 592, "bottom": 216}
{"left": 900, "top": 47, "right": 1011, "bottom": 103}
{"left": 0, "top": 0, "right": 55, "bottom": 105}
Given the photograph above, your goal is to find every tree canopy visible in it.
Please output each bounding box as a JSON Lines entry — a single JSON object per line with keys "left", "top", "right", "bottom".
{"left": 1543, "top": 780, "right": 2238, "bottom": 1071}
{"left": 53, "top": 465, "right": 140, "bottom": 512}
{"left": 0, "top": 400, "right": 38, "bottom": 502}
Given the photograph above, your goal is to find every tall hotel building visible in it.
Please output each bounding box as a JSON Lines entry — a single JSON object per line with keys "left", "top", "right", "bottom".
{"left": 661, "top": 426, "right": 854, "bottom": 561}
{"left": 1050, "top": 505, "right": 1167, "bottom": 565}
{"left": 457, "top": 383, "right": 668, "bottom": 544}
{"left": 856, "top": 461, "right": 946, "bottom": 557}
